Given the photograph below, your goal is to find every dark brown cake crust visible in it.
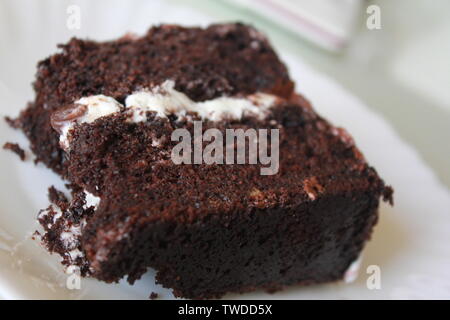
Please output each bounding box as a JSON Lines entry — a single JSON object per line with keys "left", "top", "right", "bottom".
{"left": 13, "top": 23, "right": 294, "bottom": 175}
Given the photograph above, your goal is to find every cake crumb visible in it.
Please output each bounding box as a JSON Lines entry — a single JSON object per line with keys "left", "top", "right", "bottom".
{"left": 3, "top": 142, "right": 25, "bottom": 161}
{"left": 149, "top": 292, "right": 159, "bottom": 300}
{"left": 48, "top": 186, "right": 69, "bottom": 206}
{"left": 383, "top": 186, "right": 394, "bottom": 206}
{"left": 4, "top": 116, "right": 21, "bottom": 129}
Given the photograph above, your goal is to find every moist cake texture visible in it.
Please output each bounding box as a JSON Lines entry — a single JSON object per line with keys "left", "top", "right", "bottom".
{"left": 7, "top": 23, "right": 392, "bottom": 299}
{"left": 40, "top": 85, "right": 391, "bottom": 298}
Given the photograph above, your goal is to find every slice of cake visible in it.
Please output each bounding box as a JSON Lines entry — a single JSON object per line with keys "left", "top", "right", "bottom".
{"left": 6, "top": 23, "right": 392, "bottom": 299}
{"left": 14, "top": 23, "right": 294, "bottom": 175}
{"left": 38, "top": 81, "right": 392, "bottom": 299}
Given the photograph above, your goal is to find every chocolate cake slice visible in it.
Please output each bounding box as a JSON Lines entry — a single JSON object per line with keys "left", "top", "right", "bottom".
{"left": 38, "top": 81, "right": 392, "bottom": 299}
{"left": 7, "top": 23, "right": 392, "bottom": 299}
{"left": 14, "top": 23, "right": 294, "bottom": 175}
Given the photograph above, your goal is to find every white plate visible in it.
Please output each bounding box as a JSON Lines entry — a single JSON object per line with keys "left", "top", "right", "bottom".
{"left": 1, "top": 0, "right": 449, "bottom": 300}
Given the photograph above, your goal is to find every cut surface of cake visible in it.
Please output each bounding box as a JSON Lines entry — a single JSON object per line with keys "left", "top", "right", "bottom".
{"left": 39, "top": 82, "right": 392, "bottom": 299}
{"left": 6, "top": 23, "right": 392, "bottom": 299}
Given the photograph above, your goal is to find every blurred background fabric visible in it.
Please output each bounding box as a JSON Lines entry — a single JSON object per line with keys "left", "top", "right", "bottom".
{"left": 225, "top": 0, "right": 364, "bottom": 51}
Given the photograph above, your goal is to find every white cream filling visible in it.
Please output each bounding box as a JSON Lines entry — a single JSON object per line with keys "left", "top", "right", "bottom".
{"left": 59, "top": 95, "right": 122, "bottom": 149}
{"left": 75, "top": 95, "right": 122, "bottom": 123}
{"left": 60, "top": 225, "right": 81, "bottom": 249}
{"left": 125, "top": 80, "right": 277, "bottom": 122}
{"left": 59, "top": 80, "right": 278, "bottom": 148}
{"left": 83, "top": 190, "right": 101, "bottom": 210}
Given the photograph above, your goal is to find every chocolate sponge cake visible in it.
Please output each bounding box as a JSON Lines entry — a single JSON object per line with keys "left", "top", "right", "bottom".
{"left": 7, "top": 23, "right": 392, "bottom": 299}
{"left": 15, "top": 23, "right": 294, "bottom": 175}
{"left": 37, "top": 81, "right": 392, "bottom": 298}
